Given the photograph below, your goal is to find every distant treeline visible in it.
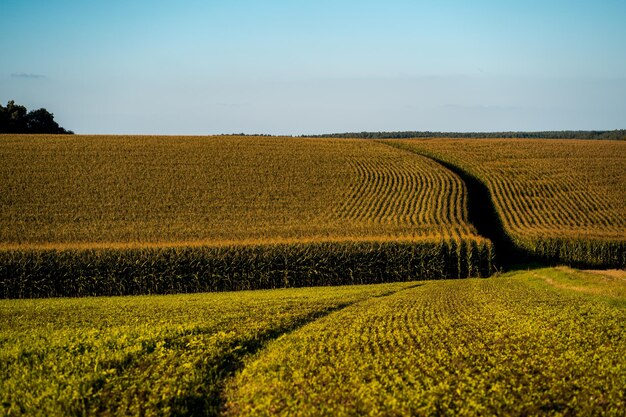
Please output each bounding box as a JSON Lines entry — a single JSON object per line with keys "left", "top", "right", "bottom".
{"left": 0, "top": 100, "right": 73, "bottom": 134}
{"left": 309, "top": 130, "right": 626, "bottom": 140}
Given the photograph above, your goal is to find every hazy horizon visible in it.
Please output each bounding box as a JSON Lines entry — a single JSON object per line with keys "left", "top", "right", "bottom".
{"left": 2, "top": 0, "right": 625, "bottom": 135}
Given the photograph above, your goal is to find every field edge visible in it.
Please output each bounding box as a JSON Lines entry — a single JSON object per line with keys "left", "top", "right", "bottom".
{"left": 0, "top": 238, "right": 494, "bottom": 298}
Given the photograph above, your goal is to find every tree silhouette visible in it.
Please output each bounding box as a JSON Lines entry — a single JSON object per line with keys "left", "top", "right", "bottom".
{"left": 0, "top": 100, "right": 73, "bottom": 134}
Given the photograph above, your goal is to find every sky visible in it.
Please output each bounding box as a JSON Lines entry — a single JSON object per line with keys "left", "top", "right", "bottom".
{"left": 1, "top": 0, "right": 625, "bottom": 135}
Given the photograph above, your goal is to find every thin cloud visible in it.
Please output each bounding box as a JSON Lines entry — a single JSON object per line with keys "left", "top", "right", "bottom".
{"left": 11, "top": 72, "right": 46, "bottom": 79}
{"left": 442, "top": 104, "right": 521, "bottom": 111}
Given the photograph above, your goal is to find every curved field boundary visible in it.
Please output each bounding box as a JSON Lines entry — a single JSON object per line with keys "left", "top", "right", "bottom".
{"left": 389, "top": 140, "right": 626, "bottom": 269}
{"left": 382, "top": 141, "right": 531, "bottom": 267}
{"left": 333, "top": 143, "right": 475, "bottom": 239}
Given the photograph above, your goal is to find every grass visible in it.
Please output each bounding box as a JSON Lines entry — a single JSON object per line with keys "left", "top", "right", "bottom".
{"left": 393, "top": 138, "right": 626, "bottom": 268}
{"left": 0, "top": 135, "right": 490, "bottom": 297}
{"left": 531, "top": 266, "right": 626, "bottom": 306}
{"left": 2, "top": 268, "right": 625, "bottom": 416}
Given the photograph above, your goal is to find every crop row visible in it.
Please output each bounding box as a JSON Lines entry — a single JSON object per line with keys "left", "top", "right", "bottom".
{"left": 0, "top": 135, "right": 490, "bottom": 297}
{"left": 0, "top": 135, "right": 477, "bottom": 245}
{"left": 0, "top": 238, "right": 493, "bottom": 298}
{"left": 335, "top": 145, "right": 474, "bottom": 238}
{"left": 0, "top": 281, "right": 412, "bottom": 416}
{"left": 225, "top": 268, "right": 626, "bottom": 415}
{"left": 393, "top": 139, "right": 626, "bottom": 268}
{"left": 518, "top": 236, "right": 626, "bottom": 269}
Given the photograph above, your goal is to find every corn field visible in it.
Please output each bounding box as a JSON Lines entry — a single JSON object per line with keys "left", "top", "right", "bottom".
{"left": 0, "top": 135, "right": 488, "bottom": 298}
{"left": 0, "top": 238, "right": 493, "bottom": 298}
{"left": 396, "top": 139, "right": 626, "bottom": 269}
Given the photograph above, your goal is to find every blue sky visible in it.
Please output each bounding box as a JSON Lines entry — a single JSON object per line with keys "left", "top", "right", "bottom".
{"left": 1, "top": 0, "right": 625, "bottom": 134}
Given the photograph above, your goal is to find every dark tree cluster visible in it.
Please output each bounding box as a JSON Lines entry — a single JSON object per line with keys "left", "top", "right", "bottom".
{"left": 0, "top": 100, "right": 73, "bottom": 134}
{"left": 310, "top": 130, "right": 626, "bottom": 141}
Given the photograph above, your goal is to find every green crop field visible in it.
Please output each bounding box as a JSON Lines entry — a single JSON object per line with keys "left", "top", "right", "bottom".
{"left": 0, "top": 135, "right": 492, "bottom": 297}
{"left": 0, "top": 282, "right": 412, "bottom": 416}
{"left": 394, "top": 139, "right": 626, "bottom": 268}
{"left": 226, "top": 267, "right": 626, "bottom": 416}
{"left": 2, "top": 268, "right": 625, "bottom": 416}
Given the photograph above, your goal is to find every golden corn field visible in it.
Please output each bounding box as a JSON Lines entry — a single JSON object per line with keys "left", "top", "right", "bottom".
{"left": 1, "top": 135, "right": 625, "bottom": 296}
{"left": 395, "top": 139, "right": 626, "bottom": 268}
{"left": 0, "top": 135, "right": 492, "bottom": 297}
{"left": 0, "top": 135, "right": 476, "bottom": 246}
